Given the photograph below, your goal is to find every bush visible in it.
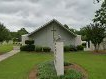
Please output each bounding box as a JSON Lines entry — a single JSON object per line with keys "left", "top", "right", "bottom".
{"left": 82, "top": 43, "right": 86, "bottom": 47}
{"left": 64, "top": 45, "right": 77, "bottom": 52}
{"left": 64, "top": 46, "right": 70, "bottom": 52}
{"left": 20, "top": 40, "right": 35, "bottom": 51}
{"left": 20, "top": 45, "right": 26, "bottom": 51}
{"left": 70, "top": 45, "right": 77, "bottom": 51}
{"left": 20, "top": 45, "right": 35, "bottom": 51}
{"left": 35, "top": 46, "right": 51, "bottom": 52}
{"left": 43, "top": 47, "right": 51, "bottom": 52}
{"left": 64, "top": 62, "right": 72, "bottom": 66}
{"left": 25, "top": 40, "right": 34, "bottom": 45}
{"left": 77, "top": 45, "right": 84, "bottom": 51}
{"left": 35, "top": 46, "right": 42, "bottom": 52}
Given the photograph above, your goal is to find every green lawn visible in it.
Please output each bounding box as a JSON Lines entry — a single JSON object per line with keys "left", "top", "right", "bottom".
{"left": 0, "top": 52, "right": 53, "bottom": 79}
{"left": 0, "top": 44, "right": 13, "bottom": 55}
{"left": 0, "top": 51, "right": 106, "bottom": 79}
{"left": 65, "top": 52, "right": 106, "bottom": 79}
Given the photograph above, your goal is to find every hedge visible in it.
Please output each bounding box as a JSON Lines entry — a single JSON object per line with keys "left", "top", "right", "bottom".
{"left": 64, "top": 46, "right": 70, "bottom": 52}
{"left": 20, "top": 40, "right": 35, "bottom": 51}
{"left": 35, "top": 46, "right": 42, "bottom": 52}
{"left": 25, "top": 40, "right": 34, "bottom": 45}
{"left": 77, "top": 45, "right": 84, "bottom": 50}
{"left": 20, "top": 45, "right": 35, "bottom": 51}
{"left": 35, "top": 46, "right": 51, "bottom": 52}
{"left": 70, "top": 45, "right": 77, "bottom": 51}
{"left": 82, "top": 43, "right": 86, "bottom": 47}
{"left": 43, "top": 47, "right": 51, "bottom": 52}
{"left": 64, "top": 45, "right": 77, "bottom": 52}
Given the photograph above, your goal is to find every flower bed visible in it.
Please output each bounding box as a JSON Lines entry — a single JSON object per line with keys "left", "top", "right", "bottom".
{"left": 36, "top": 62, "right": 84, "bottom": 79}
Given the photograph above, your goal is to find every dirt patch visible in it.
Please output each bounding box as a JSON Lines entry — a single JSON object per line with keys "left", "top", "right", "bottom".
{"left": 0, "top": 52, "right": 4, "bottom": 55}
{"left": 28, "top": 67, "right": 37, "bottom": 79}
{"left": 65, "top": 63, "right": 88, "bottom": 79}
{"left": 92, "top": 50, "right": 106, "bottom": 54}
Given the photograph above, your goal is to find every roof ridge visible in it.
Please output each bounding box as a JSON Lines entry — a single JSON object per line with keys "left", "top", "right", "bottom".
{"left": 28, "top": 19, "right": 76, "bottom": 37}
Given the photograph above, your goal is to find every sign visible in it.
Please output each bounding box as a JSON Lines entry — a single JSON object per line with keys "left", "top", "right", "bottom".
{"left": 54, "top": 39, "right": 64, "bottom": 76}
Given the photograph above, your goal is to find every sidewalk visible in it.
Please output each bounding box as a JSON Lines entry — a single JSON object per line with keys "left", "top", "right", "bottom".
{"left": 0, "top": 46, "right": 20, "bottom": 62}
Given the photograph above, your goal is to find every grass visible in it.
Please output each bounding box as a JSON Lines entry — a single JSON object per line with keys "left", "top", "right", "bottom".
{"left": 65, "top": 51, "right": 106, "bottom": 79}
{"left": 0, "top": 44, "right": 13, "bottom": 55}
{"left": 0, "top": 51, "right": 106, "bottom": 79}
{"left": 0, "top": 52, "right": 53, "bottom": 79}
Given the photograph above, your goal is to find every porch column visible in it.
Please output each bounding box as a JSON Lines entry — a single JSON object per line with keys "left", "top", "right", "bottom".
{"left": 86, "top": 42, "right": 89, "bottom": 48}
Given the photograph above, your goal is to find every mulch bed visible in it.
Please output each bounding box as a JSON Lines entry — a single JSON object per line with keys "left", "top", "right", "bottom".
{"left": 28, "top": 66, "right": 38, "bottom": 79}
{"left": 28, "top": 63, "right": 88, "bottom": 79}
{"left": 92, "top": 50, "right": 106, "bottom": 54}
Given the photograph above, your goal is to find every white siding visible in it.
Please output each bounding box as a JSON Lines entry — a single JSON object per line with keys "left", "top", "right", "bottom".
{"left": 29, "top": 22, "right": 76, "bottom": 51}
{"left": 22, "top": 34, "right": 29, "bottom": 45}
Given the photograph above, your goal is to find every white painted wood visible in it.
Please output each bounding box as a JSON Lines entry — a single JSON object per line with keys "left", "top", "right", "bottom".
{"left": 86, "top": 42, "right": 88, "bottom": 48}
{"left": 28, "top": 22, "right": 76, "bottom": 51}
{"left": 21, "top": 34, "right": 29, "bottom": 45}
{"left": 54, "top": 41, "right": 64, "bottom": 76}
{"left": 75, "top": 35, "right": 82, "bottom": 46}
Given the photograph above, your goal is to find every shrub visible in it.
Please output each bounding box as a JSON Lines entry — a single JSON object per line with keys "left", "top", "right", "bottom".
{"left": 70, "top": 45, "right": 77, "bottom": 51}
{"left": 64, "top": 46, "right": 70, "bottom": 52}
{"left": 20, "top": 40, "right": 35, "bottom": 51}
{"left": 20, "top": 45, "right": 35, "bottom": 51}
{"left": 43, "top": 47, "right": 51, "bottom": 52}
{"left": 64, "top": 62, "right": 72, "bottom": 66}
{"left": 20, "top": 45, "right": 26, "bottom": 51}
{"left": 25, "top": 40, "right": 34, "bottom": 45}
{"left": 77, "top": 45, "right": 84, "bottom": 50}
{"left": 35, "top": 46, "right": 42, "bottom": 52}
{"left": 82, "top": 43, "right": 86, "bottom": 47}
{"left": 64, "top": 45, "right": 77, "bottom": 52}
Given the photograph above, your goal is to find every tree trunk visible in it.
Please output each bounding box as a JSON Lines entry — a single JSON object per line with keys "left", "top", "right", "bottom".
{"left": 94, "top": 44, "right": 99, "bottom": 52}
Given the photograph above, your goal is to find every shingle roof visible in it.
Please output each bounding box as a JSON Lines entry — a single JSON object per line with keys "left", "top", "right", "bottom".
{"left": 28, "top": 19, "right": 77, "bottom": 37}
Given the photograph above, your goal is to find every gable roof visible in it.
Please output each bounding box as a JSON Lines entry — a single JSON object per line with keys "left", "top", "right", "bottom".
{"left": 28, "top": 19, "right": 77, "bottom": 37}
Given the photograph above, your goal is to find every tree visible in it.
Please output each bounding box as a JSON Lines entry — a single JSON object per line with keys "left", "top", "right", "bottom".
{"left": 0, "top": 23, "right": 11, "bottom": 43}
{"left": 76, "top": 27, "right": 89, "bottom": 41}
{"left": 69, "top": 28, "right": 77, "bottom": 33}
{"left": 64, "top": 24, "right": 69, "bottom": 29}
{"left": 11, "top": 32, "right": 17, "bottom": 39}
{"left": 11, "top": 28, "right": 28, "bottom": 42}
{"left": 5, "top": 30, "right": 11, "bottom": 43}
{"left": 64, "top": 24, "right": 79, "bottom": 34}
{"left": 93, "top": 2, "right": 106, "bottom": 26}
{"left": 85, "top": 23, "right": 106, "bottom": 51}
{"left": 17, "top": 28, "right": 28, "bottom": 42}
{"left": 94, "top": 0, "right": 106, "bottom": 3}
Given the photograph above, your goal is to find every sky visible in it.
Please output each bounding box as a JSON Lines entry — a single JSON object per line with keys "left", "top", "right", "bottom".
{"left": 0, "top": 0, "right": 102, "bottom": 32}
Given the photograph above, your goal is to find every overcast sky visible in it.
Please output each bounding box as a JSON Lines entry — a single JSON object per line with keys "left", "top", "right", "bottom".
{"left": 0, "top": 0, "right": 101, "bottom": 32}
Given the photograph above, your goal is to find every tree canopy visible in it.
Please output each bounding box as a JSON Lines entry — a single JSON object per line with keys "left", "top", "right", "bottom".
{"left": 0, "top": 23, "right": 11, "bottom": 43}
{"left": 11, "top": 28, "right": 29, "bottom": 42}
{"left": 93, "top": 2, "right": 106, "bottom": 25}
{"left": 84, "top": 23, "right": 106, "bottom": 50}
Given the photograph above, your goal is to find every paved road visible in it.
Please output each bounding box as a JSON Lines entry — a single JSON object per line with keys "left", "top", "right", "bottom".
{"left": 0, "top": 46, "right": 20, "bottom": 62}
